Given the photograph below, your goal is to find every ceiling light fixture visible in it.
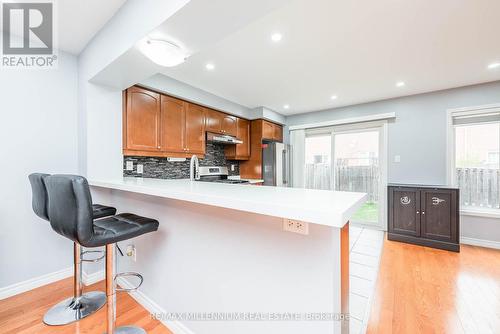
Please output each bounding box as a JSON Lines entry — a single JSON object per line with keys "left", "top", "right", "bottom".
{"left": 330, "top": 95, "right": 338, "bottom": 100}
{"left": 283, "top": 104, "right": 290, "bottom": 109}
{"left": 205, "top": 63, "right": 215, "bottom": 70}
{"left": 140, "top": 39, "right": 187, "bottom": 67}
{"left": 488, "top": 62, "right": 500, "bottom": 69}
{"left": 396, "top": 81, "right": 406, "bottom": 87}
{"left": 271, "top": 33, "right": 283, "bottom": 42}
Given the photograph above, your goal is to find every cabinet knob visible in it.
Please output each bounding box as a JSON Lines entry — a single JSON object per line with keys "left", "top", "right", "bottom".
{"left": 422, "top": 211, "right": 425, "bottom": 215}
{"left": 417, "top": 211, "right": 420, "bottom": 214}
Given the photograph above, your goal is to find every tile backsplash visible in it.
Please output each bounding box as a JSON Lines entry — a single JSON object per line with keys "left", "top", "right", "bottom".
{"left": 123, "top": 142, "right": 240, "bottom": 179}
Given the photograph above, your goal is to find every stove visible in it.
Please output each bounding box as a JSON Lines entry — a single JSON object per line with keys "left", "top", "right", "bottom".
{"left": 197, "top": 166, "right": 249, "bottom": 184}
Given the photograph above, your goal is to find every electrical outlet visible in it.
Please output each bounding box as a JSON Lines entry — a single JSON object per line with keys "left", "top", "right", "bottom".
{"left": 126, "top": 244, "right": 136, "bottom": 262}
{"left": 137, "top": 164, "right": 143, "bottom": 174}
{"left": 282, "top": 219, "right": 309, "bottom": 235}
{"left": 231, "top": 164, "right": 235, "bottom": 172}
{"left": 394, "top": 155, "right": 401, "bottom": 163}
{"left": 126, "top": 161, "right": 133, "bottom": 171}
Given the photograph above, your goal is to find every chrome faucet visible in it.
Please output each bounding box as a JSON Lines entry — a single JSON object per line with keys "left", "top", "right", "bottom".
{"left": 189, "top": 155, "right": 199, "bottom": 181}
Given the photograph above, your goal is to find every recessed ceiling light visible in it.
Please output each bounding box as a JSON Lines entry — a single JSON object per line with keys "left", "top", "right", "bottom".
{"left": 205, "top": 63, "right": 215, "bottom": 70}
{"left": 283, "top": 104, "right": 290, "bottom": 109}
{"left": 139, "top": 39, "right": 187, "bottom": 67}
{"left": 488, "top": 62, "right": 500, "bottom": 69}
{"left": 396, "top": 81, "right": 406, "bottom": 87}
{"left": 271, "top": 33, "right": 283, "bottom": 42}
{"left": 330, "top": 95, "right": 338, "bottom": 100}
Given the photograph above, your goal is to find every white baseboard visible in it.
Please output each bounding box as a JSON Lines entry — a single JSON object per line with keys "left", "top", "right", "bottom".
{"left": 116, "top": 276, "right": 195, "bottom": 334}
{"left": 0, "top": 266, "right": 73, "bottom": 300}
{"left": 82, "top": 269, "right": 105, "bottom": 286}
{"left": 460, "top": 237, "right": 500, "bottom": 250}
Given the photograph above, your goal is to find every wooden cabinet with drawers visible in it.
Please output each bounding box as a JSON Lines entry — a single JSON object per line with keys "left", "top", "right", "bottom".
{"left": 388, "top": 184, "right": 459, "bottom": 252}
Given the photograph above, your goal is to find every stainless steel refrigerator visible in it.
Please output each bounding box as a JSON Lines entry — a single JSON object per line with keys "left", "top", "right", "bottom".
{"left": 262, "top": 140, "right": 291, "bottom": 187}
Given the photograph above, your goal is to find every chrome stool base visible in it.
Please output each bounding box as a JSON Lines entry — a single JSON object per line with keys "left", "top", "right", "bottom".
{"left": 108, "top": 326, "right": 147, "bottom": 334}
{"left": 43, "top": 291, "right": 106, "bottom": 326}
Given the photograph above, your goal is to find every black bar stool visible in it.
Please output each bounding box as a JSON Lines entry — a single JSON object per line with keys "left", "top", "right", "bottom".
{"left": 29, "top": 173, "right": 117, "bottom": 326}
{"left": 44, "top": 174, "right": 159, "bottom": 334}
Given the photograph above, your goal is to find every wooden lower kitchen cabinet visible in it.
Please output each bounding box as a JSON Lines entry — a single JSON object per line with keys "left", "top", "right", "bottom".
{"left": 388, "top": 184, "right": 459, "bottom": 252}
{"left": 225, "top": 118, "right": 250, "bottom": 160}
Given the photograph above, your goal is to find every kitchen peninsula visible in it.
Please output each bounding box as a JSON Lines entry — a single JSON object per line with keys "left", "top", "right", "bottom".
{"left": 89, "top": 177, "right": 366, "bottom": 334}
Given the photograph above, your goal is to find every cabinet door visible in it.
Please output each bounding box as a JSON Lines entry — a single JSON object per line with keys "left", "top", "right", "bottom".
{"left": 222, "top": 115, "right": 237, "bottom": 136}
{"left": 273, "top": 124, "right": 283, "bottom": 142}
{"left": 420, "top": 189, "right": 457, "bottom": 242}
{"left": 205, "top": 109, "right": 223, "bottom": 133}
{"left": 185, "top": 103, "right": 206, "bottom": 154}
{"left": 125, "top": 87, "right": 160, "bottom": 151}
{"left": 389, "top": 187, "right": 420, "bottom": 237}
{"left": 160, "top": 95, "right": 185, "bottom": 153}
{"left": 236, "top": 118, "right": 250, "bottom": 157}
{"left": 262, "top": 121, "right": 274, "bottom": 140}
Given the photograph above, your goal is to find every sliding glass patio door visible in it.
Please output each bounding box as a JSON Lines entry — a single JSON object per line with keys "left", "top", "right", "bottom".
{"left": 304, "top": 122, "right": 386, "bottom": 228}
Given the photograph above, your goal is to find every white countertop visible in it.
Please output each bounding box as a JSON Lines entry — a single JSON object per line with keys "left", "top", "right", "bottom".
{"left": 89, "top": 177, "right": 367, "bottom": 228}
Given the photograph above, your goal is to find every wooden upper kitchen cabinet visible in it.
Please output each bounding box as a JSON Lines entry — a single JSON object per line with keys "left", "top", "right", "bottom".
{"left": 160, "top": 95, "right": 205, "bottom": 156}
{"left": 123, "top": 87, "right": 161, "bottom": 153}
{"left": 205, "top": 108, "right": 223, "bottom": 133}
{"left": 222, "top": 114, "right": 237, "bottom": 136}
{"left": 160, "top": 95, "right": 185, "bottom": 154}
{"left": 224, "top": 118, "right": 250, "bottom": 160}
{"left": 262, "top": 120, "right": 283, "bottom": 142}
{"left": 239, "top": 119, "right": 284, "bottom": 179}
{"left": 184, "top": 103, "right": 206, "bottom": 154}
{"left": 205, "top": 108, "right": 237, "bottom": 136}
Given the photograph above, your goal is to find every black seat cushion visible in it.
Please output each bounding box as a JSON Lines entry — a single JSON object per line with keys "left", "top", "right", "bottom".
{"left": 84, "top": 213, "right": 159, "bottom": 247}
{"left": 92, "top": 204, "right": 117, "bottom": 219}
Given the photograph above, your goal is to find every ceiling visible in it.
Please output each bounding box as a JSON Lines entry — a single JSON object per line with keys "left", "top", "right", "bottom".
{"left": 58, "top": 0, "right": 125, "bottom": 54}
{"left": 154, "top": 0, "right": 500, "bottom": 115}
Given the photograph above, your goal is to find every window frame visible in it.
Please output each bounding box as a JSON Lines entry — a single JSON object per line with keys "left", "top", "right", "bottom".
{"left": 446, "top": 103, "right": 500, "bottom": 217}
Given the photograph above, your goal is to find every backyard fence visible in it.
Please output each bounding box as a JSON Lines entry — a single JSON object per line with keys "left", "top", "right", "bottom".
{"left": 305, "top": 158, "right": 379, "bottom": 202}
{"left": 456, "top": 168, "right": 500, "bottom": 209}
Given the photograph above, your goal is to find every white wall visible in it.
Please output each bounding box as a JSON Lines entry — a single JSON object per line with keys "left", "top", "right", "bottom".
{"left": 286, "top": 81, "right": 500, "bottom": 244}
{"left": 0, "top": 51, "right": 78, "bottom": 288}
{"left": 140, "top": 74, "right": 252, "bottom": 118}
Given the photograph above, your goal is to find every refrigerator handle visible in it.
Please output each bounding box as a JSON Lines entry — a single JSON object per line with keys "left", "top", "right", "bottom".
{"left": 282, "top": 149, "right": 288, "bottom": 185}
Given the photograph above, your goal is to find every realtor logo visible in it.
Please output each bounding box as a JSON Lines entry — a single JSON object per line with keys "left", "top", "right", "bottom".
{"left": 1, "top": 1, "right": 57, "bottom": 68}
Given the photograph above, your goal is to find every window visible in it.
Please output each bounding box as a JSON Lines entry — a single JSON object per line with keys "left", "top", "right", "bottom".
{"left": 451, "top": 108, "right": 500, "bottom": 212}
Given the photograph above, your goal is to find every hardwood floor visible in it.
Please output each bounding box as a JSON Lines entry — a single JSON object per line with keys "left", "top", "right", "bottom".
{"left": 367, "top": 237, "right": 500, "bottom": 334}
{"left": 0, "top": 278, "right": 172, "bottom": 334}
{"left": 2, "top": 237, "right": 500, "bottom": 334}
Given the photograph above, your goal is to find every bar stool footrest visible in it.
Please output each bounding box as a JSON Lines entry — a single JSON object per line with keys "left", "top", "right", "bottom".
{"left": 115, "top": 272, "right": 143, "bottom": 292}
{"left": 81, "top": 250, "right": 105, "bottom": 263}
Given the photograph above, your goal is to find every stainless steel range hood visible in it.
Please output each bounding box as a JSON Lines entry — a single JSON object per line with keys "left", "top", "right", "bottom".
{"left": 206, "top": 132, "right": 242, "bottom": 144}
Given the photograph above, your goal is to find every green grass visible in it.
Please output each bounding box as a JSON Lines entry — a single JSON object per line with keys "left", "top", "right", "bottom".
{"left": 351, "top": 201, "right": 378, "bottom": 223}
